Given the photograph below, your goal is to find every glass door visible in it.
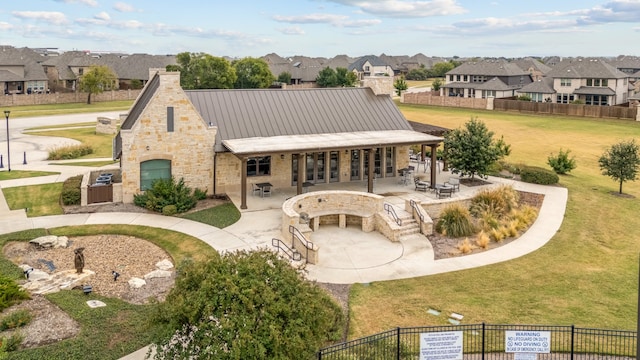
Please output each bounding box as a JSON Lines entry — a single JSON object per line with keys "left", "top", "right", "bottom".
{"left": 350, "top": 150, "right": 360, "bottom": 180}
{"left": 329, "top": 151, "right": 339, "bottom": 182}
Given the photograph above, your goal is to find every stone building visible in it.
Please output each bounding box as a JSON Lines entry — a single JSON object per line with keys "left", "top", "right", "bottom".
{"left": 114, "top": 69, "right": 443, "bottom": 209}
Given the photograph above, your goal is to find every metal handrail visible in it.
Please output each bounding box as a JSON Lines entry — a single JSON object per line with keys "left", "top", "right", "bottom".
{"left": 289, "top": 225, "right": 313, "bottom": 262}
{"left": 409, "top": 199, "right": 425, "bottom": 234}
{"left": 383, "top": 203, "right": 402, "bottom": 226}
{"left": 271, "top": 238, "right": 302, "bottom": 261}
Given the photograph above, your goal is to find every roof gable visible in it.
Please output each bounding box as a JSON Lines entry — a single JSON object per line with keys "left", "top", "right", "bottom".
{"left": 447, "top": 60, "right": 528, "bottom": 77}
{"left": 546, "top": 58, "right": 628, "bottom": 79}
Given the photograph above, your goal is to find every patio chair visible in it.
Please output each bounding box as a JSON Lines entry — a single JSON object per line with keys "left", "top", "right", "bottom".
{"left": 251, "top": 183, "right": 261, "bottom": 196}
{"left": 261, "top": 185, "right": 272, "bottom": 197}
{"left": 445, "top": 177, "right": 460, "bottom": 192}
{"left": 414, "top": 177, "right": 429, "bottom": 192}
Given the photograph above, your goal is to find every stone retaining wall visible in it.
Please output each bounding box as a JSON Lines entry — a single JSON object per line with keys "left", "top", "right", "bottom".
{"left": 0, "top": 89, "right": 141, "bottom": 107}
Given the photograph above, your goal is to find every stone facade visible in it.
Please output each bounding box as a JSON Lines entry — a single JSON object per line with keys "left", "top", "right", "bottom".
{"left": 0, "top": 89, "right": 141, "bottom": 107}
{"left": 361, "top": 76, "right": 394, "bottom": 97}
{"left": 119, "top": 70, "right": 217, "bottom": 203}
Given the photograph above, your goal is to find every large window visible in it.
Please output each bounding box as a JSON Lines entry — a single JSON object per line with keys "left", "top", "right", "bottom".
{"left": 587, "top": 78, "right": 608, "bottom": 87}
{"left": 140, "top": 159, "right": 171, "bottom": 190}
{"left": 560, "top": 78, "right": 572, "bottom": 87}
{"left": 556, "top": 93, "right": 575, "bottom": 104}
{"left": 247, "top": 156, "right": 271, "bottom": 176}
{"left": 472, "top": 75, "right": 486, "bottom": 83}
{"left": 585, "top": 95, "right": 608, "bottom": 106}
{"left": 482, "top": 90, "right": 495, "bottom": 98}
{"left": 527, "top": 93, "right": 544, "bottom": 102}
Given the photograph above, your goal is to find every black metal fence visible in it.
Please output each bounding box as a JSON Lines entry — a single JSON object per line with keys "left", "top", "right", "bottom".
{"left": 317, "top": 324, "right": 637, "bottom": 359}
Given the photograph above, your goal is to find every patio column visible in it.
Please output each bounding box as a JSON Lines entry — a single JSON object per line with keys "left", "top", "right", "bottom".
{"left": 430, "top": 144, "right": 437, "bottom": 189}
{"left": 420, "top": 144, "right": 426, "bottom": 172}
{"left": 297, "top": 153, "right": 304, "bottom": 195}
{"left": 240, "top": 157, "right": 248, "bottom": 210}
{"left": 367, "top": 148, "right": 374, "bottom": 193}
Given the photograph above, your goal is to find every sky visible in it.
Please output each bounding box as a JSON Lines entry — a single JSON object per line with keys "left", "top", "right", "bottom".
{"left": 1, "top": 0, "right": 639, "bottom": 59}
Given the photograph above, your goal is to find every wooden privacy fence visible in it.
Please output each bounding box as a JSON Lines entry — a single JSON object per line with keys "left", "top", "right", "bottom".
{"left": 493, "top": 99, "right": 637, "bottom": 120}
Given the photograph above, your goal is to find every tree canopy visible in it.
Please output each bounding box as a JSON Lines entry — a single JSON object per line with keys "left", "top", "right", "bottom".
{"left": 277, "top": 71, "right": 292, "bottom": 84}
{"left": 232, "top": 57, "right": 275, "bottom": 89}
{"left": 394, "top": 77, "right": 408, "bottom": 96}
{"left": 151, "top": 250, "right": 345, "bottom": 359}
{"left": 316, "top": 66, "right": 357, "bottom": 87}
{"left": 167, "top": 52, "right": 236, "bottom": 89}
{"left": 78, "top": 65, "right": 117, "bottom": 104}
{"left": 598, "top": 139, "right": 640, "bottom": 194}
{"left": 443, "top": 117, "right": 511, "bottom": 179}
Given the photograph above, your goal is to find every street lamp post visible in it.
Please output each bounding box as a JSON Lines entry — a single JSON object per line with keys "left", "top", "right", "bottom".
{"left": 4, "top": 110, "right": 10, "bottom": 172}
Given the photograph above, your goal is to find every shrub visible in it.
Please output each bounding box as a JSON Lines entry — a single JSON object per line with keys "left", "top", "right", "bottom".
{"left": 133, "top": 177, "right": 197, "bottom": 214}
{"left": 470, "top": 185, "right": 519, "bottom": 219}
{"left": 548, "top": 148, "right": 577, "bottom": 174}
{"left": 60, "top": 175, "right": 83, "bottom": 205}
{"left": 0, "top": 275, "right": 30, "bottom": 312}
{"left": 510, "top": 205, "right": 539, "bottom": 228}
{"left": 48, "top": 144, "right": 93, "bottom": 160}
{"left": 0, "top": 310, "right": 32, "bottom": 331}
{"left": 193, "top": 188, "right": 207, "bottom": 201}
{"left": 520, "top": 166, "right": 559, "bottom": 185}
{"left": 516, "top": 94, "right": 531, "bottom": 101}
{"left": 435, "top": 204, "right": 476, "bottom": 238}
{"left": 506, "top": 220, "right": 519, "bottom": 237}
{"left": 476, "top": 231, "right": 490, "bottom": 249}
{"left": 477, "top": 211, "right": 500, "bottom": 232}
{"left": 1, "top": 333, "right": 23, "bottom": 352}
{"left": 162, "top": 205, "right": 177, "bottom": 216}
{"left": 457, "top": 238, "right": 473, "bottom": 254}
{"left": 489, "top": 227, "right": 505, "bottom": 242}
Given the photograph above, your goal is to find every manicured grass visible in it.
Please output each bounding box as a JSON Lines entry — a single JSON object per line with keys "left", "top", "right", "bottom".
{"left": 0, "top": 225, "right": 217, "bottom": 359}
{"left": 49, "top": 160, "right": 118, "bottom": 167}
{"left": 28, "top": 127, "right": 115, "bottom": 158}
{"left": 0, "top": 170, "right": 60, "bottom": 181}
{"left": 348, "top": 104, "right": 640, "bottom": 338}
{"left": 24, "top": 122, "right": 95, "bottom": 131}
{"left": 4, "top": 101, "right": 133, "bottom": 119}
{"left": 180, "top": 202, "right": 241, "bottom": 228}
{"left": 406, "top": 79, "right": 435, "bottom": 88}
{"left": 3, "top": 183, "right": 63, "bottom": 216}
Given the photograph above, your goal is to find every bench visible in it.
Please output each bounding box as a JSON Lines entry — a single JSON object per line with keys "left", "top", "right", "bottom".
{"left": 436, "top": 186, "right": 453, "bottom": 198}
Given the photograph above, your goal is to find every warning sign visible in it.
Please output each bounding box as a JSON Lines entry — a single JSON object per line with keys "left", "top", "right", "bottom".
{"left": 420, "top": 331, "right": 463, "bottom": 360}
{"left": 505, "top": 331, "right": 551, "bottom": 353}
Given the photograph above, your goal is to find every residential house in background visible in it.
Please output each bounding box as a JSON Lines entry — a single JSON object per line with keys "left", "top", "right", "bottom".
{"left": 442, "top": 59, "right": 532, "bottom": 98}
{"left": 516, "top": 77, "right": 555, "bottom": 102}
{"left": 512, "top": 57, "right": 552, "bottom": 81}
{"left": 348, "top": 55, "right": 394, "bottom": 80}
{"left": 545, "top": 58, "right": 630, "bottom": 105}
{"left": 0, "top": 46, "right": 49, "bottom": 94}
{"left": 114, "top": 69, "right": 443, "bottom": 209}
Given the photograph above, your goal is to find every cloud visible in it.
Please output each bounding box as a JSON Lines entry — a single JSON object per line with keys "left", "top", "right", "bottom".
{"left": 113, "top": 2, "right": 137, "bottom": 13}
{"left": 53, "top": 0, "right": 98, "bottom": 6}
{"left": 321, "top": 0, "right": 467, "bottom": 18}
{"left": 277, "top": 26, "right": 305, "bottom": 35}
{"left": 273, "top": 13, "right": 348, "bottom": 24}
{"left": 12, "top": 11, "right": 69, "bottom": 25}
{"left": 273, "top": 13, "right": 380, "bottom": 28}
{"left": 577, "top": 0, "right": 640, "bottom": 24}
{"left": 94, "top": 12, "right": 111, "bottom": 22}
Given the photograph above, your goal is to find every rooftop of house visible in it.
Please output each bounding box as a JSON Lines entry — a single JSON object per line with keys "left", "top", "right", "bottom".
{"left": 447, "top": 59, "right": 529, "bottom": 77}
{"left": 546, "top": 58, "right": 628, "bottom": 79}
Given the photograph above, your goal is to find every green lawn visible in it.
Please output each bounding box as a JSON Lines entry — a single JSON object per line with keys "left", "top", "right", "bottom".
{"left": 28, "top": 127, "right": 116, "bottom": 158}
{"left": 348, "top": 104, "right": 640, "bottom": 338}
{"left": 3, "top": 183, "right": 64, "bottom": 216}
{"left": 180, "top": 203, "right": 241, "bottom": 228}
{"left": 48, "top": 160, "right": 118, "bottom": 167}
{"left": 0, "top": 170, "right": 60, "bottom": 181}
{"left": 4, "top": 101, "right": 133, "bottom": 119}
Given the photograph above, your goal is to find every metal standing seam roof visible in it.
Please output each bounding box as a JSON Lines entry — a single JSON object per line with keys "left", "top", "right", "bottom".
{"left": 185, "top": 87, "right": 431, "bottom": 153}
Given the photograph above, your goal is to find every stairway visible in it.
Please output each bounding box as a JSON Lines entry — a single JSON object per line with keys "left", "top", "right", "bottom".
{"left": 387, "top": 205, "right": 421, "bottom": 239}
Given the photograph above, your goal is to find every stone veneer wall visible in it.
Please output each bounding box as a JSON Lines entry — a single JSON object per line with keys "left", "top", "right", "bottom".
{"left": 119, "top": 70, "right": 217, "bottom": 203}
{"left": 95, "top": 116, "right": 118, "bottom": 135}
{"left": 281, "top": 191, "right": 385, "bottom": 264}
{"left": 361, "top": 76, "right": 395, "bottom": 97}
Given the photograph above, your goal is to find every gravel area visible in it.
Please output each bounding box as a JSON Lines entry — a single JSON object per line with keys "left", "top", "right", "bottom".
{"left": 2, "top": 234, "right": 175, "bottom": 349}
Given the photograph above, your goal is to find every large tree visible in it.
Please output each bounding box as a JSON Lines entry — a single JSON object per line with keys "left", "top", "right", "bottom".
{"left": 336, "top": 67, "right": 357, "bottom": 87}
{"left": 78, "top": 65, "right": 117, "bottom": 104}
{"left": 232, "top": 57, "right": 275, "bottom": 89}
{"left": 168, "top": 52, "right": 236, "bottom": 89}
{"left": 444, "top": 117, "right": 511, "bottom": 179}
{"left": 598, "top": 139, "right": 640, "bottom": 194}
{"left": 151, "top": 250, "right": 344, "bottom": 359}
{"left": 316, "top": 66, "right": 338, "bottom": 87}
